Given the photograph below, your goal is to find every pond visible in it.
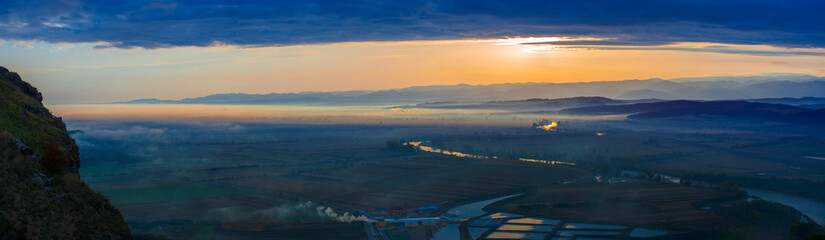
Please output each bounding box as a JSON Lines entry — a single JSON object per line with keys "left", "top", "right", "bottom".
{"left": 507, "top": 218, "right": 562, "bottom": 225}
{"left": 630, "top": 228, "right": 669, "bottom": 238}
{"left": 431, "top": 194, "right": 521, "bottom": 240}
{"left": 561, "top": 223, "right": 626, "bottom": 230}
{"left": 486, "top": 231, "right": 548, "bottom": 239}
{"left": 497, "top": 224, "right": 556, "bottom": 232}
{"left": 446, "top": 194, "right": 521, "bottom": 220}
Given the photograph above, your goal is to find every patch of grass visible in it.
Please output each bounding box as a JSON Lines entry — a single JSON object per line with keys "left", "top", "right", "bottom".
{"left": 193, "top": 223, "right": 217, "bottom": 240}
{"left": 706, "top": 200, "right": 825, "bottom": 240}
{"left": 103, "top": 184, "right": 245, "bottom": 204}
{"left": 387, "top": 230, "right": 410, "bottom": 240}
{"left": 79, "top": 163, "right": 134, "bottom": 175}
{"left": 0, "top": 82, "right": 66, "bottom": 152}
{"left": 0, "top": 134, "right": 132, "bottom": 238}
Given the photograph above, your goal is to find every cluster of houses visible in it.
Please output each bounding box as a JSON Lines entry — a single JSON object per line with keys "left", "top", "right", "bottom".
{"left": 368, "top": 206, "right": 441, "bottom": 232}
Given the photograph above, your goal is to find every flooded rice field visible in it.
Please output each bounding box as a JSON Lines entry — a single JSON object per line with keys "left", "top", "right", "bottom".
{"left": 431, "top": 194, "right": 669, "bottom": 240}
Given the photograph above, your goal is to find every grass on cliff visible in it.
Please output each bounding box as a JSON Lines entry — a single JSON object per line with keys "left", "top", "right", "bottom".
{"left": 103, "top": 184, "right": 243, "bottom": 205}
{"left": 0, "top": 81, "right": 66, "bottom": 152}
{"left": 0, "top": 133, "right": 132, "bottom": 239}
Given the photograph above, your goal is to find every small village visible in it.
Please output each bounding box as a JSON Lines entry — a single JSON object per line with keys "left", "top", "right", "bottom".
{"left": 364, "top": 205, "right": 442, "bottom": 240}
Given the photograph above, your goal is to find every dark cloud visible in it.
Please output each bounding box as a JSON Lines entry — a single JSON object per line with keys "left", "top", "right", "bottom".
{"left": 1, "top": 0, "right": 824, "bottom": 48}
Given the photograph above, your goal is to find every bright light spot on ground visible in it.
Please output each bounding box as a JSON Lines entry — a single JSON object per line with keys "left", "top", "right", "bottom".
{"left": 519, "top": 158, "right": 576, "bottom": 166}
{"left": 536, "top": 122, "right": 558, "bottom": 131}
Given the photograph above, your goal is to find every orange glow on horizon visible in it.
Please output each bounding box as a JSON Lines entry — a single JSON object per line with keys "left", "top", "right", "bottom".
{"left": 9, "top": 37, "right": 825, "bottom": 104}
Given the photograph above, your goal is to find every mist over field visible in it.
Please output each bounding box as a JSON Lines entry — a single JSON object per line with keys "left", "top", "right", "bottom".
{"left": 20, "top": 67, "right": 825, "bottom": 239}
{"left": 52, "top": 69, "right": 825, "bottom": 239}
{"left": 58, "top": 98, "right": 825, "bottom": 239}
{"left": 3, "top": 1, "right": 825, "bottom": 239}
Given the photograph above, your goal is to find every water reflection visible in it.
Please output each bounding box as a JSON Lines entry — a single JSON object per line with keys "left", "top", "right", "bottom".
{"left": 469, "top": 219, "right": 502, "bottom": 227}
{"left": 407, "top": 141, "right": 491, "bottom": 159}
{"left": 624, "top": 170, "right": 825, "bottom": 225}
{"left": 481, "top": 212, "right": 524, "bottom": 219}
{"left": 433, "top": 195, "right": 520, "bottom": 240}
{"left": 498, "top": 224, "right": 555, "bottom": 232}
{"left": 507, "top": 218, "right": 561, "bottom": 225}
{"left": 744, "top": 187, "right": 825, "bottom": 224}
{"left": 518, "top": 158, "right": 576, "bottom": 166}
{"left": 562, "top": 223, "right": 626, "bottom": 229}
{"left": 407, "top": 141, "right": 576, "bottom": 166}
{"left": 467, "top": 227, "right": 489, "bottom": 239}
{"left": 430, "top": 223, "right": 460, "bottom": 240}
{"left": 445, "top": 195, "right": 520, "bottom": 220}
{"left": 803, "top": 156, "right": 825, "bottom": 161}
{"left": 629, "top": 228, "right": 668, "bottom": 238}
{"left": 435, "top": 194, "right": 670, "bottom": 240}
{"left": 487, "top": 231, "right": 547, "bottom": 239}
{"left": 557, "top": 230, "right": 622, "bottom": 237}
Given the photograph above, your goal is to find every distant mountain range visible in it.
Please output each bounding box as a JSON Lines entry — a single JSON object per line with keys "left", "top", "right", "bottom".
{"left": 115, "top": 74, "right": 825, "bottom": 105}
{"left": 393, "top": 96, "right": 823, "bottom": 124}
{"left": 393, "top": 97, "right": 661, "bottom": 111}
{"left": 561, "top": 100, "right": 823, "bottom": 124}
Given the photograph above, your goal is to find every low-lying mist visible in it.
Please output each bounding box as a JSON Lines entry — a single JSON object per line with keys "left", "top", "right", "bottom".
{"left": 207, "top": 202, "right": 373, "bottom": 223}
{"left": 52, "top": 103, "right": 619, "bottom": 126}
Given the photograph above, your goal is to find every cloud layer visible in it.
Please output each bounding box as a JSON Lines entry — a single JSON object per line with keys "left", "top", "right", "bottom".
{"left": 1, "top": 0, "right": 824, "bottom": 49}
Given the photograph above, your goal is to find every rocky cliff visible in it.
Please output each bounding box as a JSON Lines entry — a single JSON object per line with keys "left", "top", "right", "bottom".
{"left": 0, "top": 67, "right": 80, "bottom": 174}
{"left": 0, "top": 67, "right": 132, "bottom": 239}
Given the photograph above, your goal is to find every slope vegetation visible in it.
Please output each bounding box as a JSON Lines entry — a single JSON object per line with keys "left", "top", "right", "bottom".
{"left": 0, "top": 67, "right": 132, "bottom": 239}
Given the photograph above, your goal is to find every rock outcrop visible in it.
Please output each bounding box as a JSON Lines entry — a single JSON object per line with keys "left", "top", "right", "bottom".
{"left": 0, "top": 66, "right": 80, "bottom": 174}
{"left": 0, "top": 67, "right": 132, "bottom": 239}
{"left": 0, "top": 67, "right": 42, "bottom": 102}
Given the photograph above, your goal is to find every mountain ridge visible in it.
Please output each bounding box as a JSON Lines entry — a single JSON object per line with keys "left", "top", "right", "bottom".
{"left": 113, "top": 75, "right": 825, "bottom": 105}
{"left": 0, "top": 66, "right": 133, "bottom": 239}
{"left": 560, "top": 99, "right": 823, "bottom": 123}
{"left": 394, "top": 97, "right": 662, "bottom": 111}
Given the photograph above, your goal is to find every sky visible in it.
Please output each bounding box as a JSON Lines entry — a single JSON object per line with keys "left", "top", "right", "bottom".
{"left": 1, "top": 0, "right": 825, "bottom": 104}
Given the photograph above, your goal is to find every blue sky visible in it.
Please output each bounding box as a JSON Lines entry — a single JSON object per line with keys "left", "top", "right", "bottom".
{"left": 1, "top": 1, "right": 825, "bottom": 104}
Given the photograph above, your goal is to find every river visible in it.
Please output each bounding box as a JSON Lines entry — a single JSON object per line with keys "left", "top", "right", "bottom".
{"left": 742, "top": 187, "right": 825, "bottom": 224}
{"left": 415, "top": 144, "right": 825, "bottom": 227}
{"left": 431, "top": 194, "right": 521, "bottom": 240}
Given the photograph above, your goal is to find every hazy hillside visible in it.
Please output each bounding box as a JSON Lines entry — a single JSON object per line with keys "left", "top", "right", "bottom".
{"left": 396, "top": 97, "right": 637, "bottom": 110}
{"left": 560, "top": 100, "right": 704, "bottom": 115}
{"left": 0, "top": 67, "right": 132, "bottom": 239}
{"left": 116, "top": 74, "right": 825, "bottom": 105}
{"left": 629, "top": 101, "right": 808, "bottom": 119}
{"left": 560, "top": 99, "right": 823, "bottom": 123}
{"left": 790, "top": 108, "right": 825, "bottom": 124}
{"left": 744, "top": 97, "right": 825, "bottom": 109}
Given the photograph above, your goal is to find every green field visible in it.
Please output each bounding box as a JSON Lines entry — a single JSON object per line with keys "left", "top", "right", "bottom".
{"left": 103, "top": 184, "right": 244, "bottom": 204}
{"left": 67, "top": 120, "right": 825, "bottom": 239}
